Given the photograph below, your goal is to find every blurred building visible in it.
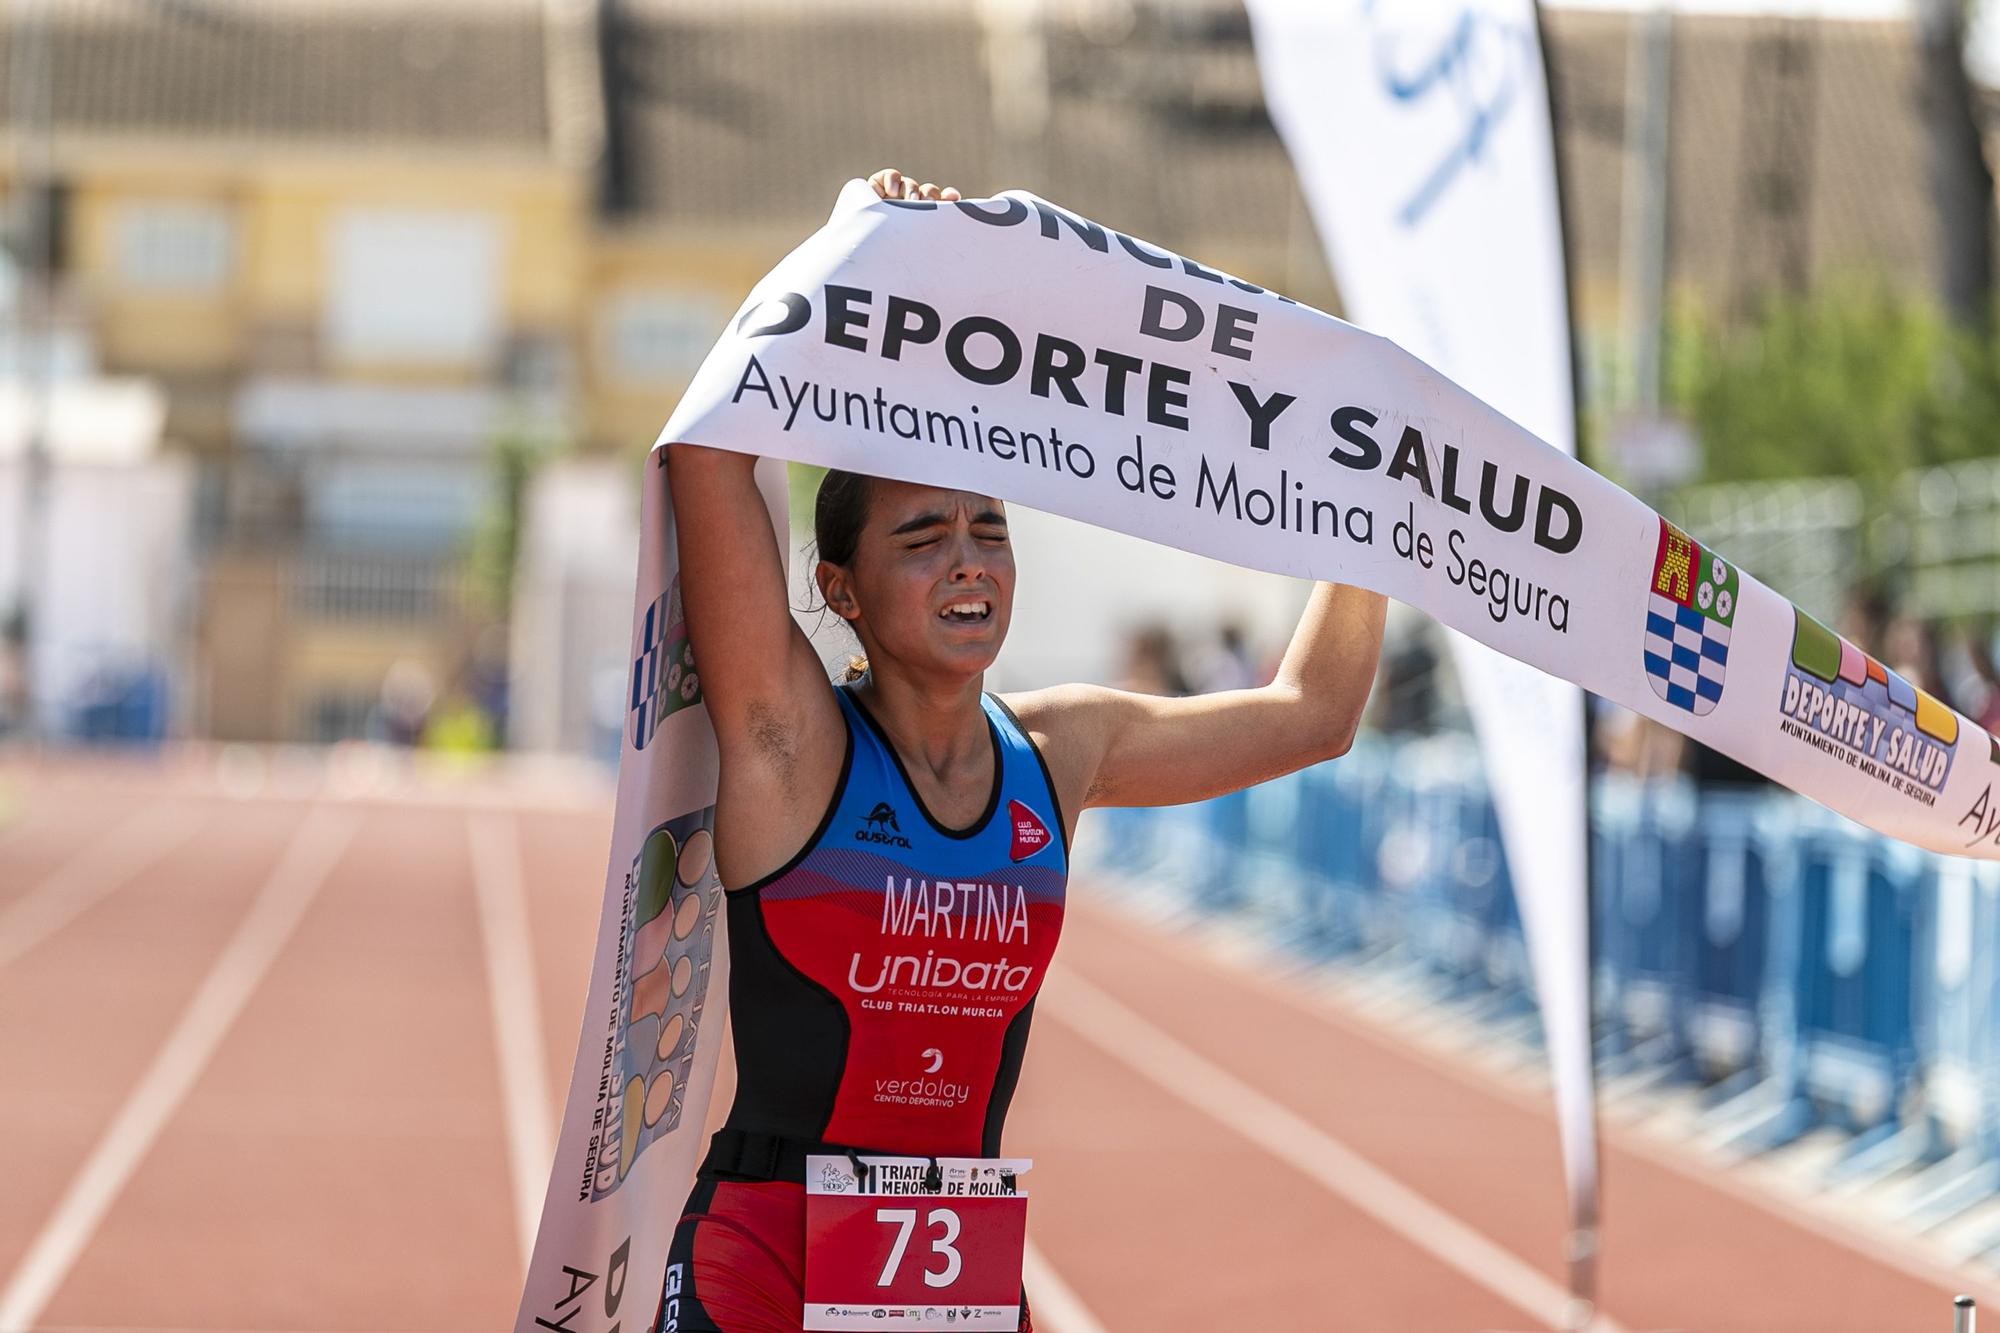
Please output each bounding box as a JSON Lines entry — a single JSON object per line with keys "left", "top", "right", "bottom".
{"left": 0, "top": 0, "right": 1985, "bottom": 744}
{"left": 0, "top": 0, "right": 603, "bottom": 739}
{"left": 1548, "top": 8, "right": 1972, "bottom": 325}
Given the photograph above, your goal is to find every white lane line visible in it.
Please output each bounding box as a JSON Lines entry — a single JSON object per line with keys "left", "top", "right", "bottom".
{"left": 0, "top": 806, "right": 201, "bottom": 972}
{"left": 466, "top": 811, "right": 557, "bottom": 1273}
{"left": 1084, "top": 894, "right": 2000, "bottom": 1314}
{"left": 1022, "top": 1240, "right": 1112, "bottom": 1333}
{"left": 0, "top": 810, "right": 359, "bottom": 1333}
{"left": 1043, "top": 972, "right": 1624, "bottom": 1333}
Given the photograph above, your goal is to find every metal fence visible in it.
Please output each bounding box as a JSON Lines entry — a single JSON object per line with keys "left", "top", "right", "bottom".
{"left": 1086, "top": 735, "right": 2000, "bottom": 1264}
{"left": 1673, "top": 457, "right": 2000, "bottom": 622}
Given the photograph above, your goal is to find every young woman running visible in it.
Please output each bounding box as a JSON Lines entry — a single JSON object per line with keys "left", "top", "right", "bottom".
{"left": 654, "top": 168, "right": 1387, "bottom": 1333}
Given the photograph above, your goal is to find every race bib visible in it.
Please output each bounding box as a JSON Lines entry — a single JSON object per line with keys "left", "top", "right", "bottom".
{"left": 803, "top": 1155, "right": 1031, "bottom": 1331}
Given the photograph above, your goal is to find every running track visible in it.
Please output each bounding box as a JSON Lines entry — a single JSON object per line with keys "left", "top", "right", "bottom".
{"left": 0, "top": 751, "right": 1991, "bottom": 1332}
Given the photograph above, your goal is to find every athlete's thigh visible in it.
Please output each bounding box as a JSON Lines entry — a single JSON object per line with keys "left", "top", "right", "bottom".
{"left": 656, "top": 1179, "right": 806, "bottom": 1333}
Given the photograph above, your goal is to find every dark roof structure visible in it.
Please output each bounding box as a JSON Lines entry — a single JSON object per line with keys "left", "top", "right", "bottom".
{"left": 1544, "top": 8, "right": 1946, "bottom": 307}
{"left": 0, "top": 0, "right": 1974, "bottom": 311}
{"left": 0, "top": 0, "right": 561, "bottom": 152}
{"left": 597, "top": 4, "right": 998, "bottom": 228}
{"left": 597, "top": 1, "right": 1963, "bottom": 308}
{"left": 596, "top": 0, "right": 1308, "bottom": 257}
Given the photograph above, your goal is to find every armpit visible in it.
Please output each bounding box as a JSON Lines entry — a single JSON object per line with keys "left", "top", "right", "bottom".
{"left": 744, "top": 700, "right": 800, "bottom": 790}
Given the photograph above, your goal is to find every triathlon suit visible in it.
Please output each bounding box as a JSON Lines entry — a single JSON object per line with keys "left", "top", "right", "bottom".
{"left": 655, "top": 683, "right": 1068, "bottom": 1333}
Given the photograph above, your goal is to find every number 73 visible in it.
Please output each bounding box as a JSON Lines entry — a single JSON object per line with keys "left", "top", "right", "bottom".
{"left": 875, "top": 1207, "right": 962, "bottom": 1287}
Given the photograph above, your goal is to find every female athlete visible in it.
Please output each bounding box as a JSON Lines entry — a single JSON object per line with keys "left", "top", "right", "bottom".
{"left": 653, "top": 168, "right": 1387, "bottom": 1333}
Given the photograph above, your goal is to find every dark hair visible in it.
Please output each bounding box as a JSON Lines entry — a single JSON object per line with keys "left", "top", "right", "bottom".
{"left": 814, "top": 469, "right": 874, "bottom": 681}
{"left": 815, "top": 468, "right": 875, "bottom": 565}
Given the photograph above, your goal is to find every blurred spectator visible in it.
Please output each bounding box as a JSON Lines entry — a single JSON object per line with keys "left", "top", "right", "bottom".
{"left": 1684, "top": 736, "right": 1766, "bottom": 791}
{"left": 1594, "top": 701, "right": 1686, "bottom": 778}
{"left": 1965, "top": 629, "right": 2000, "bottom": 734}
{"left": 1371, "top": 631, "right": 1438, "bottom": 735}
{"left": 466, "top": 624, "right": 512, "bottom": 747}
{"left": 1838, "top": 585, "right": 1890, "bottom": 659}
{"left": 1192, "top": 620, "right": 1260, "bottom": 693}
{"left": 1117, "top": 623, "right": 1191, "bottom": 696}
{"left": 0, "top": 609, "right": 24, "bottom": 737}
{"left": 1936, "top": 623, "right": 1995, "bottom": 728}
{"left": 373, "top": 659, "right": 437, "bottom": 747}
{"left": 1882, "top": 612, "right": 1946, "bottom": 702}
{"left": 423, "top": 692, "right": 496, "bottom": 754}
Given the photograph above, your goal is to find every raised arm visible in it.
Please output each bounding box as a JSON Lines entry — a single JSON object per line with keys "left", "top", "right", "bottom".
{"left": 1008, "top": 583, "right": 1387, "bottom": 812}
{"left": 662, "top": 444, "right": 833, "bottom": 754}
{"left": 665, "top": 167, "right": 964, "bottom": 886}
{"left": 667, "top": 170, "right": 957, "bottom": 757}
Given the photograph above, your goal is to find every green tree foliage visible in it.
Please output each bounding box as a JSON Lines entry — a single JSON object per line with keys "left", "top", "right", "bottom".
{"left": 788, "top": 461, "right": 827, "bottom": 537}
{"left": 1661, "top": 280, "right": 1985, "bottom": 497}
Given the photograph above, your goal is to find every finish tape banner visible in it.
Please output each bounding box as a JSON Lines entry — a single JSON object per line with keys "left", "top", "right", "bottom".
{"left": 514, "top": 182, "right": 2000, "bottom": 1331}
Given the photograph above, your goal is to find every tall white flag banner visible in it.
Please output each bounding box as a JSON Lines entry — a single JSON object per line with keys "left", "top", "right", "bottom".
{"left": 1241, "top": 0, "right": 1600, "bottom": 1264}
{"left": 518, "top": 184, "right": 2000, "bottom": 1331}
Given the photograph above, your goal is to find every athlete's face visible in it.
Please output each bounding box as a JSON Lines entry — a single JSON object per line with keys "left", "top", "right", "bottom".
{"left": 817, "top": 481, "right": 1015, "bottom": 681}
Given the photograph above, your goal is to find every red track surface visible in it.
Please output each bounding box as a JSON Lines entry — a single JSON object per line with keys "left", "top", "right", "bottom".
{"left": 0, "top": 753, "right": 1991, "bottom": 1332}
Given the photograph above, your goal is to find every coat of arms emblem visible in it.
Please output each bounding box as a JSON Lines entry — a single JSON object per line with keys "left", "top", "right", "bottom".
{"left": 1643, "top": 518, "right": 1736, "bottom": 715}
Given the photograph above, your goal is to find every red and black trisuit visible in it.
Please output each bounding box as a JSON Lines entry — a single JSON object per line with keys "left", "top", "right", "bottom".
{"left": 654, "top": 683, "right": 1068, "bottom": 1333}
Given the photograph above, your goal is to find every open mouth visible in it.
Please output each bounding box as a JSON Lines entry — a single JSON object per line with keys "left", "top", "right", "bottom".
{"left": 938, "top": 598, "right": 992, "bottom": 625}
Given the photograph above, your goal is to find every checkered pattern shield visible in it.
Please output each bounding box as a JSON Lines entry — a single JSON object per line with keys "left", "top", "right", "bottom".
{"left": 1643, "top": 519, "right": 1736, "bottom": 716}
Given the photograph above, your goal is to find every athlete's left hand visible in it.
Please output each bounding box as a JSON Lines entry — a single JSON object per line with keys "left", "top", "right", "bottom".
{"left": 868, "top": 167, "right": 961, "bottom": 203}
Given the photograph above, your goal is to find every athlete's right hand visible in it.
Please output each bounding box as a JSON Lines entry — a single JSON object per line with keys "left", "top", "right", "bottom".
{"left": 868, "top": 167, "right": 961, "bottom": 203}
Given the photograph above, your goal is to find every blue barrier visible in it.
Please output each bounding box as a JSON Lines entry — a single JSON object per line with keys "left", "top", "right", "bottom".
{"left": 68, "top": 663, "right": 170, "bottom": 745}
{"left": 1791, "top": 817, "right": 1924, "bottom": 1132}
{"left": 1918, "top": 856, "right": 2000, "bottom": 1161}
{"left": 1081, "top": 738, "right": 2000, "bottom": 1212}
{"left": 1686, "top": 794, "right": 1778, "bottom": 1084}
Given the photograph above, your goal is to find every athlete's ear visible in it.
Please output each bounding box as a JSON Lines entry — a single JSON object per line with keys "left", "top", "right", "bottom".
{"left": 816, "top": 560, "right": 861, "bottom": 622}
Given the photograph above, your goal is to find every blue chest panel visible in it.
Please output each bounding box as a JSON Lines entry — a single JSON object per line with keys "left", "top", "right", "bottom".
{"left": 819, "top": 688, "right": 1068, "bottom": 877}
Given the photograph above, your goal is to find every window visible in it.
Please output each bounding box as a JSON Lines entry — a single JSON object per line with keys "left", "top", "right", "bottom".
{"left": 601, "top": 290, "right": 729, "bottom": 384}
{"left": 117, "top": 201, "right": 233, "bottom": 291}
{"left": 326, "top": 209, "right": 503, "bottom": 365}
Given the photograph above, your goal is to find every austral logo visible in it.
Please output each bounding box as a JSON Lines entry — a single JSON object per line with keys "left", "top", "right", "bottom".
{"left": 1643, "top": 519, "right": 1734, "bottom": 716}
{"left": 855, "top": 802, "right": 912, "bottom": 849}
{"left": 1779, "top": 608, "right": 1962, "bottom": 806}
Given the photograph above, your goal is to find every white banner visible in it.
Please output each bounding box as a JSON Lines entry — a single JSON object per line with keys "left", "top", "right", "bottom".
{"left": 518, "top": 184, "right": 2000, "bottom": 1331}
{"left": 511, "top": 457, "right": 786, "bottom": 1333}
{"left": 1243, "top": 0, "right": 1599, "bottom": 1264}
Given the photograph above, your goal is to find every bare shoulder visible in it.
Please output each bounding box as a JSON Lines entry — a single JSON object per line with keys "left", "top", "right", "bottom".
{"left": 994, "top": 683, "right": 1123, "bottom": 822}
{"left": 996, "top": 682, "right": 1117, "bottom": 741}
